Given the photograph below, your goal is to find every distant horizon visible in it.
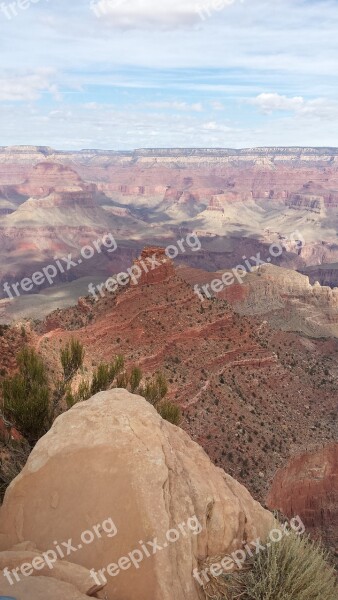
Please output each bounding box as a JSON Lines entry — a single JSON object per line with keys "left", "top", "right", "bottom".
{"left": 2, "top": 144, "right": 338, "bottom": 153}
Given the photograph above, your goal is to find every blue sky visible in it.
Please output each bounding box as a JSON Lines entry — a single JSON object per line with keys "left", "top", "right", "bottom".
{"left": 0, "top": 0, "right": 338, "bottom": 149}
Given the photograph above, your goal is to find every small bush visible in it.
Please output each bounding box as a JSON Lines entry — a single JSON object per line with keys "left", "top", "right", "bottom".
{"left": 218, "top": 532, "right": 337, "bottom": 600}
{"left": 2, "top": 348, "right": 50, "bottom": 444}
{"left": 90, "top": 356, "right": 125, "bottom": 395}
{"left": 91, "top": 363, "right": 111, "bottom": 395}
{"left": 129, "top": 367, "right": 142, "bottom": 393}
{"left": 65, "top": 378, "right": 92, "bottom": 408}
{"left": 60, "top": 338, "right": 85, "bottom": 382}
{"left": 157, "top": 401, "right": 181, "bottom": 425}
{"left": 139, "top": 372, "right": 168, "bottom": 406}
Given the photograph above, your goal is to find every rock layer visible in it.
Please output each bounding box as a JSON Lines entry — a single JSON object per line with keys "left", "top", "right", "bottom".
{"left": 267, "top": 443, "right": 338, "bottom": 555}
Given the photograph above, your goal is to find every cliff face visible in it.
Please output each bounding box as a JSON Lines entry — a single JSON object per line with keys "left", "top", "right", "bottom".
{"left": 224, "top": 264, "right": 338, "bottom": 339}
{"left": 267, "top": 444, "right": 338, "bottom": 556}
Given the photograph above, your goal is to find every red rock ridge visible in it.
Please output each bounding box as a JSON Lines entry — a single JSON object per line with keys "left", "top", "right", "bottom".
{"left": 266, "top": 443, "right": 338, "bottom": 556}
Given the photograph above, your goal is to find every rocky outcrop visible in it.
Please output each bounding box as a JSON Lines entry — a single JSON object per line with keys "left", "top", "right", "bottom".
{"left": 221, "top": 264, "right": 338, "bottom": 338}
{"left": 0, "top": 389, "right": 273, "bottom": 600}
{"left": 266, "top": 444, "right": 338, "bottom": 555}
{"left": 131, "top": 246, "right": 175, "bottom": 286}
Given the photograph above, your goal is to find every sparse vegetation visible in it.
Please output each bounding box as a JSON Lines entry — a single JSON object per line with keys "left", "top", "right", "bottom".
{"left": 139, "top": 372, "right": 168, "bottom": 405}
{"left": 0, "top": 441, "right": 31, "bottom": 502}
{"left": 157, "top": 400, "right": 181, "bottom": 425}
{"left": 60, "top": 338, "right": 85, "bottom": 382}
{"left": 212, "top": 533, "right": 337, "bottom": 600}
{"left": 2, "top": 348, "right": 51, "bottom": 444}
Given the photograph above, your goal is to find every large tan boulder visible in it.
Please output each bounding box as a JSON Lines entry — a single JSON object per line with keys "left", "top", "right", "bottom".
{"left": 0, "top": 573, "right": 95, "bottom": 599}
{"left": 0, "top": 389, "right": 273, "bottom": 600}
{"left": 0, "top": 549, "right": 102, "bottom": 594}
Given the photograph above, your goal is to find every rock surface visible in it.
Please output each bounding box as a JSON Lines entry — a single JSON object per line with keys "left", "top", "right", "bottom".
{"left": 267, "top": 443, "right": 338, "bottom": 554}
{"left": 0, "top": 548, "right": 102, "bottom": 594}
{"left": 0, "top": 573, "right": 94, "bottom": 599}
{"left": 0, "top": 389, "right": 273, "bottom": 600}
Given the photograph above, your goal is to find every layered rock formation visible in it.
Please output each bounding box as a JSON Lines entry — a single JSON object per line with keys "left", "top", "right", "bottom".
{"left": 180, "top": 262, "right": 338, "bottom": 338}
{"left": 131, "top": 247, "right": 175, "bottom": 286}
{"left": 22, "top": 256, "right": 338, "bottom": 502}
{"left": 3, "top": 145, "right": 338, "bottom": 318}
{"left": 0, "top": 389, "right": 273, "bottom": 600}
{"left": 267, "top": 444, "right": 338, "bottom": 557}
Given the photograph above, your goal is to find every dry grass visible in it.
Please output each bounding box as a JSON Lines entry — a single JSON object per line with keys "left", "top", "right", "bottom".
{"left": 0, "top": 441, "right": 30, "bottom": 502}
{"left": 199, "top": 533, "right": 337, "bottom": 600}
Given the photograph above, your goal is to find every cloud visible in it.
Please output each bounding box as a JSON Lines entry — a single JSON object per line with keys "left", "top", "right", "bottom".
{"left": 89, "top": 0, "right": 203, "bottom": 28}
{"left": 146, "top": 101, "right": 203, "bottom": 112}
{"left": 249, "top": 93, "right": 305, "bottom": 114}
{"left": 249, "top": 92, "right": 338, "bottom": 121}
{"left": 210, "top": 101, "right": 225, "bottom": 111}
{"left": 0, "top": 70, "right": 58, "bottom": 101}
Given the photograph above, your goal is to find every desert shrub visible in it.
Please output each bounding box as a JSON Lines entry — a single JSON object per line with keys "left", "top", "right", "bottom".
{"left": 2, "top": 348, "right": 50, "bottom": 444}
{"left": 60, "top": 338, "right": 85, "bottom": 382}
{"left": 76, "top": 379, "right": 91, "bottom": 402}
{"left": 90, "top": 355, "right": 125, "bottom": 395}
{"left": 110, "top": 354, "right": 124, "bottom": 379}
{"left": 65, "top": 378, "right": 91, "bottom": 408}
{"left": 115, "top": 371, "right": 129, "bottom": 389}
{"left": 139, "top": 372, "right": 168, "bottom": 406}
{"left": 91, "top": 363, "right": 111, "bottom": 394}
{"left": 217, "top": 533, "right": 337, "bottom": 600}
{"left": 129, "top": 367, "right": 142, "bottom": 392}
{"left": 0, "top": 441, "right": 31, "bottom": 502}
{"left": 157, "top": 401, "right": 181, "bottom": 425}
{"left": 65, "top": 387, "right": 76, "bottom": 409}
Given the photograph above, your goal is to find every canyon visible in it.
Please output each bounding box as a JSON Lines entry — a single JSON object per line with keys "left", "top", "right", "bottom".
{"left": 2, "top": 145, "right": 338, "bottom": 324}
{"left": 0, "top": 146, "right": 337, "bottom": 582}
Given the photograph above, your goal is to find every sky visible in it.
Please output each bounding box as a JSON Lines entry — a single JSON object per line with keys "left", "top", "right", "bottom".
{"left": 0, "top": 0, "right": 338, "bottom": 149}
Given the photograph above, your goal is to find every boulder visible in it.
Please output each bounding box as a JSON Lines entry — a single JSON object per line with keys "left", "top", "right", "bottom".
{"left": 0, "top": 549, "right": 102, "bottom": 594}
{"left": 0, "top": 389, "right": 273, "bottom": 600}
{"left": 0, "top": 573, "right": 94, "bottom": 599}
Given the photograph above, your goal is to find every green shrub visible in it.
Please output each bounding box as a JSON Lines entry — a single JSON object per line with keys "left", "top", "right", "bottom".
{"left": 157, "top": 401, "right": 181, "bottom": 425}
{"left": 2, "top": 348, "right": 50, "bottom": 444}
{"left": 139, "top": 372, "right": 168, "bottom": 406}
{"left": 110, "top": 355, "right": 124, "bottom": 379}
{"left": 60, "top": 338, "right": 85, "bottom": 382}
{"left": 115, "top": 371, "right": 129, "bottom": 389}
{"left": 91, "top": 363, "right": 111, "bottom": 395}
{"left": 219, "top": 533, "right": 337, "bottom": 600}
{"left": 76, "top": 379, "right": 91, "bottom": 402}
{"left": 90, "top": 356, "right": 125, "bottom": 395}
{"left": 65, "top": 378, "right": 92, "bottom": 408}
{"left": 65, "top": 387, "right": 76, "bottom": 409}
{"left": 129, "top": 367, "right": 142, "bottom": 392}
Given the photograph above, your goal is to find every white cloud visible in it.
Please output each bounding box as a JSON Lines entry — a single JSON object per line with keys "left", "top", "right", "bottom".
{"left": 249, "top": 93, "right": 305, "bottom": 114}
{"left": 210, "top": 101, "right": 225, "bottom": 110}
{"left": 0, "top": 70, "right": 58, "bottom": 101}
{"left": 249, "top": 92, "right": 338, "bottom": 121}
{"left": 90, "top": 0, "right": 203, "bottom": 28}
